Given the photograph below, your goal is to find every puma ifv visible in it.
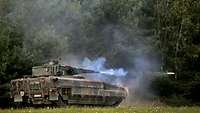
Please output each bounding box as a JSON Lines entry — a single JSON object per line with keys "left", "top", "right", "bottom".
{"left": 10, "top": 61, "right": 127, "bottom": 107}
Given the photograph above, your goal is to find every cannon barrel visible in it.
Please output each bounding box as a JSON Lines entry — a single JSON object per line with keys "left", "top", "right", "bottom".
{"left": 75, "top": 68, "right": 98, "bottom": 74}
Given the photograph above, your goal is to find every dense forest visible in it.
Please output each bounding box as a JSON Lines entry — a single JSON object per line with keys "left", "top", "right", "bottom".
{"left": 0, "top": 0, "right": 200, "bottom": 106}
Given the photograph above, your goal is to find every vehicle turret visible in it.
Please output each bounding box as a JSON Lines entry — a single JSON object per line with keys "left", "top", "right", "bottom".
{"left": 32, "top": 60, "right": 97, "bottom": 77}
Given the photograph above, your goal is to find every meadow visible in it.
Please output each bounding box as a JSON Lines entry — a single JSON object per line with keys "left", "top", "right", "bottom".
{"left": 0, "top": 106, "right": 200, "bottom": 113}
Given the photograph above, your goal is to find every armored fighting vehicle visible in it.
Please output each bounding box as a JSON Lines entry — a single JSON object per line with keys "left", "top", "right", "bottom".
{"left": 10, "top": 61, "right": 127, "bottom": 107}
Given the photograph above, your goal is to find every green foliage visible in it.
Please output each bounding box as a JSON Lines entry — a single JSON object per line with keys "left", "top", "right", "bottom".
{"left": 151, "top": 76, "right": 176, "bottom": 97}
{"left": 165, "top": 95, "right": 192, "bottom": 106}
{"left": 156, "top": 0, "right": 200, "bottom": 75}
{"left": 0, "top": 0, "right": 199, "bottom": 106}
{"left": 149, "top": 0, "right": 200, "bottom": 105}
{"left": 0, "top": 19, "right": 22, "bottom": 107}
{"left": 0, "top": 19, "right": 22, "bottom": 83}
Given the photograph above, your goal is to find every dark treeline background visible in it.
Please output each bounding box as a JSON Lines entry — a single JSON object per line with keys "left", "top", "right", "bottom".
{"left": 0, "top": 0, "right": 200, "bottom": 106}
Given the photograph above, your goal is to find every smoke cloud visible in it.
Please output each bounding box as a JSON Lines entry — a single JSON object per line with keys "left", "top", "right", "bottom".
{"left": 82, "top": 57, "right": 128, "bottom": 76}
{"left": 8, "top": 0, "right": 161, "bottom": 105}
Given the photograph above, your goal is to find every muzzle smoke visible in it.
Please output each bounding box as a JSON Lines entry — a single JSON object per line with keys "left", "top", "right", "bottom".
{"left": 82, "top": 57, "right": 128, "bottom": 76}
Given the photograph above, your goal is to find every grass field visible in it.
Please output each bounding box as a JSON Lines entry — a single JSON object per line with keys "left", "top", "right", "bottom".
{"left": 0, "top": 106, "right": 200, "bottom": 113}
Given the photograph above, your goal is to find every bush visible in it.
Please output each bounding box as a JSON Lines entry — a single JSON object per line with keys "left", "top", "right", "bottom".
{"left": 151, "top": 76, "right": 176, "bottom": 97}
{"left": 164, "top": 95, "right": 191, "bottom": 106}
